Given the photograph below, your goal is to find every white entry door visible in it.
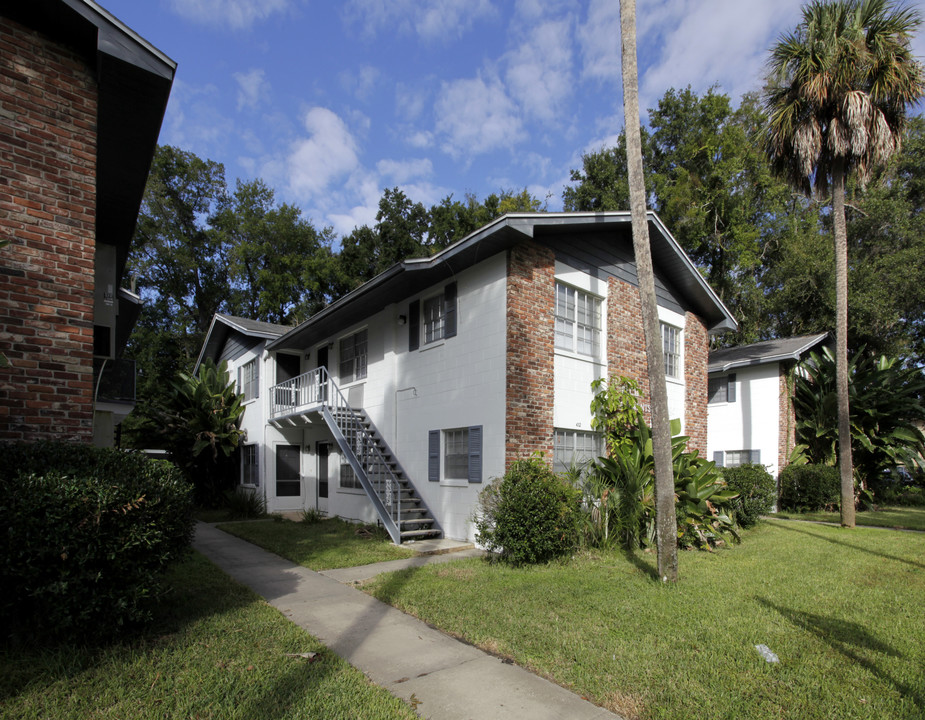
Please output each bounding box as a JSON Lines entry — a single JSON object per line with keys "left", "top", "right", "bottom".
{"left": 274, "top": 444, "right": 303, "bottom": 511}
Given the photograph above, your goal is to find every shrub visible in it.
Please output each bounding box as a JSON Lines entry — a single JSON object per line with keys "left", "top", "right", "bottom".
{"left": 722, "top": 464, "right": 777, "bottom": 528}
{"left": 778, "top": 464, "right": 840, "bottom": 511}
{"left": 475, "top": 457, "right": 581, "bottom": 566}
{"left": 0, "top": 442, "right": 195, "bottom": 644}
{"left": 225, "top": 487, "right": 266, "bottom": 519}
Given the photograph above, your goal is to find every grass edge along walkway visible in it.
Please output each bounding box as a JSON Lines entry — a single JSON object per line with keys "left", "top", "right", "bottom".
{"left": 363, "top": 519, "right": 925, "bottom": 720}
{"left": 0, "top": 551, "right": 418, "bottom": 720}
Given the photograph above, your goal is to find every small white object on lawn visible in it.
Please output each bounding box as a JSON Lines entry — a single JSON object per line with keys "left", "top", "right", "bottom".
{"left": 755, "top": 644, "right": 779, "bottom": 663}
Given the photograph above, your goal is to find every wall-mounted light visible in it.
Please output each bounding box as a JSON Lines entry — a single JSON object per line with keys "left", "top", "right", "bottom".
{"left": 398, "top": 314, "right": 407, "bottom": 325}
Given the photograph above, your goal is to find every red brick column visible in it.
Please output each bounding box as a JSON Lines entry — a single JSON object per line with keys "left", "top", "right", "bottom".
{"left": 505, "top": 241, "right": 555, "bottom": 466}
{"left": 778, "top": 366, "right": 796, "bottom": 474}
{"left": 684, "top": 312, "right": 708, "bottom": 456}
{"left": 0, "top": 18, "right": 98, "bottom": 442}
{"left": 607, "top": 277, "right": 651, "bottom": 422}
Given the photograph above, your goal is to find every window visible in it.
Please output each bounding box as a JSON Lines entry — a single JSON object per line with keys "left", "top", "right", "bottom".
{"left": 239, "top": 358, "right": 259, "bottom": 401}
{"left": 555, "top": 283, "right": 601, "bottom": 357}
{"left": 444, "top": 428, "right": 469, "bottom": 479}
{"left": 554, "top": 429, "right": 603, "bottom": 473}
{"left": 339, "top": 329, "right": 368, "bottom": 383}
{"left": 423, "top": 295, "right": 445, "bottom": 344}
{"left": 241, "top": 444, "right": 259, "bottom": 486}
{"left": 662, "top": 324, "right": 680, "bottom": 379}
{"left": 340, "top": 461, "right": 362, "bottom": 490}
{"left": 708, "top": 374, "right": 737, "bottom": 404}
{"left": 429, "top": 426, "right": 482, "bottom": 483}
{"left": 276, "top": 445, "right": 300, "bottom": 497}
{"left": 410, "top": 283, "right": 457, "bottom": 350}
{"left": 714, "top": 449, "right": 760, "bottom": 468}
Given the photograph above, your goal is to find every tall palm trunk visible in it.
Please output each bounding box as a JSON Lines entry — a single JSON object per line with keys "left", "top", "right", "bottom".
{"left": 619, "top": 0, "right": 678, "bottom": 581}
{"left": 832, "top": 158, "right": 855, "bottom": 527}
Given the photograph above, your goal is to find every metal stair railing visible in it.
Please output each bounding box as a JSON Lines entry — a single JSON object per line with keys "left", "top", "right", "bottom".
{"left": 269, "top": 367, "right": 441, "bottom": 544}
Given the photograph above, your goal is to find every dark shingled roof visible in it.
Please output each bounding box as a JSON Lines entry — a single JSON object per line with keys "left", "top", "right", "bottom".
{"left": 195, "top": 314, "right": 290, "bottom": 371}
{"left": 709, "top": 333, "right": 828, "bottom": 373}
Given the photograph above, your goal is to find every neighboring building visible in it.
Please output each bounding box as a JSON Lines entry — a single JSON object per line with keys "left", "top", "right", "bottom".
{"left": 707, "top": 333, "right": 828, "bottom": 479}
{"left": 197, "top": 212, "right": 737, "bottom": 543}
{"left": 0, "top": 1, "right": 175, "bottom": 446}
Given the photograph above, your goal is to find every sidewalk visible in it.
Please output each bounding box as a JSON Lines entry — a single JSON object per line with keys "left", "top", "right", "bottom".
{"left": 193, "top": 522, "right": 621, "bottom": 720}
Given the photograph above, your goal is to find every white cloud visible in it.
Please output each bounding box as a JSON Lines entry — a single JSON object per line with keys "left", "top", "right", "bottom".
{"left": 376, "top": 158, "right": 433, "bottom": 183}
{"left": 505, "top": 19, "right": 574, "bottom": 122}
{"left": 168, "top": 0, "right": 290, "bottom": 30}
{"left": 160, "top": 79, "right": 235, "bottom": 156}
{"left": 406, "top": 130, "right": 434, "bottom": 149}
{"left": 344, "top": 0, "right": 497, "bottom": 41}
{"left": 287, "top": 107, "right": 361, "bottom": 199}
{"left": 233, "top": 69, "right": 269, "bottom": 110}
{"left": 435, "top": 75, "right": 525, "bottom": 158}
{"left": 340, "top": 65, "right": 382, "bottom": 101}
{"left": 577, "top": 0, "right": 621, "bottom": 84}
{"left": 636, "top": 0, "right": 806, "bottom": 110}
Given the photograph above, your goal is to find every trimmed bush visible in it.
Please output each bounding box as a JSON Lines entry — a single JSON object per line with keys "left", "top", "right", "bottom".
{"left": 722, "top": 464, "right": 777, "bottom": 528}
{"left": 474, "top": 457, "right": 581, "bottom": 566}
{"left": 778, "top": 464, "right": 840, "bottom": 512}
{"left": 0, "top": 442, "right": 195, "bottom": 644}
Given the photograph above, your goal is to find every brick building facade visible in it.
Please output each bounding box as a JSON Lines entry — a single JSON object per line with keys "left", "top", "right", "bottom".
{"left": 0, "top": 2, "right": 174, "bottom": 444}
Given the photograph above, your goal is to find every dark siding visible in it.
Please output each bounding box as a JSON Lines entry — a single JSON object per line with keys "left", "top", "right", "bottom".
{"left": 220, "top": 334, "right": 261, "bottom": 364}
{"left": 537, "top": 228, "right": 686, "bottom": 314}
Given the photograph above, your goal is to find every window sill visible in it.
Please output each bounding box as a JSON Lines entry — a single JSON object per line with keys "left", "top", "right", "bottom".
{"left": 339, "top": 378, "right": 366, "bottom": 389}
{"left": 420, "top": 339, "right": 446, "bottom": 352}
{"left": 440, "top": 477, "right": 469, "bottom": 488}
{"left": 336, "top": 487, "right": 366, "bottom": 495}
{"left": 554, "top": 348, "right": 605, "bottom": 365}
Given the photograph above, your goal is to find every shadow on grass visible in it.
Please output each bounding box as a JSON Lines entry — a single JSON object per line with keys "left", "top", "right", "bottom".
{"left": 770, "top": 520, "right": 925, "bottom": 570}
{"left": 756, "top": 598, "right": 923, "bottom": 710}
{"left": 623, "top": 547, "right": 660, "bottom": 581}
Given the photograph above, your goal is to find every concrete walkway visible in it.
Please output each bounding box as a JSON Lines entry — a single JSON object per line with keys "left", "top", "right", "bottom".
{"left": 193, "top": 522, "right": 620, "bottom": 720}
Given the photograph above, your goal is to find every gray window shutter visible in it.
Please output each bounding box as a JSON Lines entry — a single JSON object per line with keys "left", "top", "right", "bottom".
{"left": 727, "top": 374, "right": 736, "bottom": 403}
{"left": 750, "top": 449, "right": 761, "bottom": 464}
{"left": 428, "top": 430, "right": 439, "bottom": 482}
{"left": 254, "top": 359, "right": 260, "bottom": 399}
{"left": 444, "top": 282, "right": 457, "bottom": 338}
{"left": 713, "top": 451, "right": 724, "bottom": 468}
{"left": 468, "top": 425, "right": 482, "bottom": 483}
{"left": 409, "top": 300, "right": 420, "bottom": 351}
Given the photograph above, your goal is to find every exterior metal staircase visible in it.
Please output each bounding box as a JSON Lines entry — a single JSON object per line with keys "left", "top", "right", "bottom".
{"left": 270, "top": 367, "right": 442, "bottom": 545}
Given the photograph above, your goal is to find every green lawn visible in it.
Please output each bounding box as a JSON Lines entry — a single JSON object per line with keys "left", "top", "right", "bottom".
{"left": 774, "top": 506, "right": 925, "bottom": 532}
{"left": 0, "top": 553, "right": 416, "bottom": 720}
{"left": 217, "top": 517, "right": 414, "bottom": 570}
{"left": 364, "top": 519, "right": 925, "bottom": 720}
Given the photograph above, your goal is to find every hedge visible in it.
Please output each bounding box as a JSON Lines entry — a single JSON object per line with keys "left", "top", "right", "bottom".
{"left": 778, "top": 463, "right": 840, "bottom": 512}
{"left": 0, "top": 442, "right": 195, "bottom": 643}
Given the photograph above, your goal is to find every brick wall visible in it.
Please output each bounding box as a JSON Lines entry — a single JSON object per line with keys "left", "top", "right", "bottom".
{"left": 684, "top": 312, "right": 708, "bottom": 455}
{"left": 607, "top": 276, "right": 651, "bottom": 411}
{"left": 0, "top": 17, "right": 98, "bottom": 442}
{"left": 505, "top": 241, "right": 555, "bottom": 466}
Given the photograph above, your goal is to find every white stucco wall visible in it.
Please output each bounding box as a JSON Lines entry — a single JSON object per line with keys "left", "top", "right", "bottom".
{"left": 707, "top": 362, "right": 782, "bottom": 477}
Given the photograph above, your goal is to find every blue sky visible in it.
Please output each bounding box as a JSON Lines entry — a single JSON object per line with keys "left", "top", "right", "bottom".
{"left": 100, "top": 0, "right": 925, "bottom": 238}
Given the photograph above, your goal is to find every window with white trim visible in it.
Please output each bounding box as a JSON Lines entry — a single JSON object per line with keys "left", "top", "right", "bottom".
{"left": 714, "top": 449, "right": 760, "bottom": 467}
{"left": 423, "top": 294, "right": 445, "bottom": 345}
{"left": 708, "top": 374, "right": 736, "bottom": 404}
{"left": 555, "top": 283, "right": 602, "bottom": 357}
{"left": 444, "top": 428, "right": 469, "bottom": 479}
{"left": 339, "top": 329, "right": 367, "bottom": 383}
{"left": 241, "top": 444, "right": 259, "bottom": 486}
{"left": 239, "top": 358, "right": 259, "bottom": 401}
{"left": 428, "top": 426, "right": 482, "bottom": 484}
{"left": 554, "top": 429, "right": 603, "bottom": 473}
{"left": 340, "top": 460, "right": 362, "bottom": 489}
{"left": 662, "top": 323, "right": 681, "bottom": 379}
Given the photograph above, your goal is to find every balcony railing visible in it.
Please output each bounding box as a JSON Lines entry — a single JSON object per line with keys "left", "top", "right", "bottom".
{"left": 93, "top": 357, "right": 136, "bottom": 404}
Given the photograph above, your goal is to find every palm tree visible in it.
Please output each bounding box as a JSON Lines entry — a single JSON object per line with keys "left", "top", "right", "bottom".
{"left": 619, "top": 0, "right": 679, "bottom": 580}
{"left": 763, "top": 0, "right": 924, "bottom": 527}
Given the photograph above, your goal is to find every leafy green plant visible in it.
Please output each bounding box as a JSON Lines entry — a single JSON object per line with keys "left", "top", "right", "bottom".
{"left": 146, "top": 359, "right": 246, "bottom": 506}
{"left": 0, "top": 442, "right": 194, "bottom": 643}
{"left": 778, "top": 464, "right": 840, "bottom": 512}
{"left": 224, "top": 487, "right": 265, "bottom": 519}
{"left": 300, "top": 507, "right": 325, "bottom": 524}
{"left": 474, "top": 456, "right": 582, "bottom": 566}
{"left": 793, "top": 348, "right": 925, "bottom": 489}
{"left": 722, "top": 464, "right": 777, "bottom": 528}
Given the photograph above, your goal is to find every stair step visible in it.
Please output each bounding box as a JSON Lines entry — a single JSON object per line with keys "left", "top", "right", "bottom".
{"left": 400, "top": 517, "right": 435, "bottom": 527}
{"left": 400, "top": 528, "right": 442, "bottom": 540}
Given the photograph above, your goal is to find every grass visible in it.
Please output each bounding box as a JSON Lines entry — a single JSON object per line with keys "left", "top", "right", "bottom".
{"left": 774, "top": 506, "right": 925, "bottom": 532}
{"left": 364, "top": 519, "right": 925, "bottom": 720}
{"left": 216, "top": 516, "right": 414, "bottom": 570}
{"left": 0, "top": 552, "right": 416, "bottom": 720}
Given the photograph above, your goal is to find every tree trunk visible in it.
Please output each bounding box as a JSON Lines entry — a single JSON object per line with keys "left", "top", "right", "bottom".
{"left": 832, "top": 159, "right": 855, "bottom": 527}
{"left": 619, "top": 0, "right": 679, "bottom": 581}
